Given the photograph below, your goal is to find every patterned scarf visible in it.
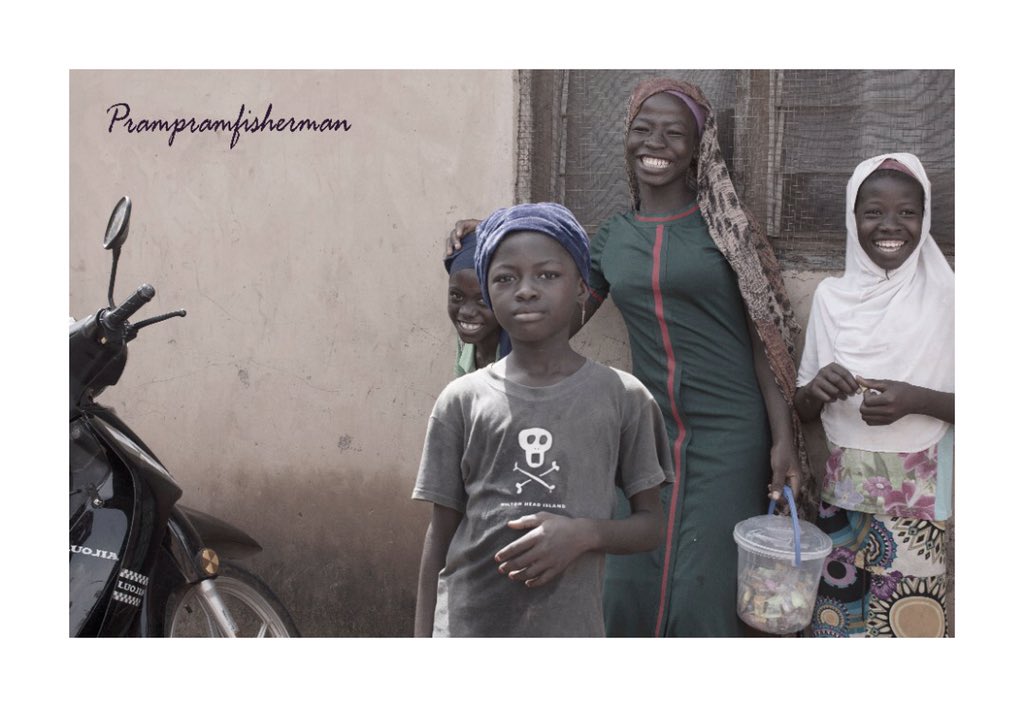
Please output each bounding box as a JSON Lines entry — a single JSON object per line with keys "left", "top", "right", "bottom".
{"left": 626, "top": 78, "right": 814, "bottom": 515}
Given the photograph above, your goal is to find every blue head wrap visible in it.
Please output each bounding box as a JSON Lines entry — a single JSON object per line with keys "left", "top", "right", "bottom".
{"left": 443, "top": 231, "right": 478, "bottom": 275}
{"left": 442, "top": 229, "right": 512, "bottom": 361}
{"left": 473, "top": 202, "right": 591, "bottom": 308}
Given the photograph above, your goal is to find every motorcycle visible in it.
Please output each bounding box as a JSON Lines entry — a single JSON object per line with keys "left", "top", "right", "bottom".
{"left": 70, "top": 196, "right": 299, "bottom": 637}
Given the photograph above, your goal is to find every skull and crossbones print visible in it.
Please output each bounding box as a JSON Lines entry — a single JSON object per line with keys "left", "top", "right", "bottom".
{"left": 513, "top": 427, "right": 561, "bottom": 494}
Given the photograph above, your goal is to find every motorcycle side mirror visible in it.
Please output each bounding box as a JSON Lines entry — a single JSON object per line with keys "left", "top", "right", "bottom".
{"left": 103, "top": 196, "right": 131, "bottom": 251}
{"left": 103, "top": 197, "right": 131, "bottom": 308}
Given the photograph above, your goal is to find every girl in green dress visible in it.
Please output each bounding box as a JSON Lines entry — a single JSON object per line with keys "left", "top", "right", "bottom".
{"left": 587, "top": 78, "right": 807, "bottom": 637}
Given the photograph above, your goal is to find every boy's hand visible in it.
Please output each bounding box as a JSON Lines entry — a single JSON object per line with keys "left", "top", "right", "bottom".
{"left": 444, "top": 218, "right": 482, "bottom": 257}
{"left": 494, "top": 513, "right": 593, "bottom": 588}
{"left": 857, "top": 377, "right": 920, "bottom": 426}
{"left": 807, "top": 363, "right": 858, "bottom": 403}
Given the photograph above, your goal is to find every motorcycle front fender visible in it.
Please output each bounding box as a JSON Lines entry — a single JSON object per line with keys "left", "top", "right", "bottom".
{"left": 162, "top": 504, "right": 263, "bottom": 585}
{"left": 176, "top": 505, "right": 263, "bottom": 560}
{"left": 129, "top": 507, "right": 263, "bottom": 636}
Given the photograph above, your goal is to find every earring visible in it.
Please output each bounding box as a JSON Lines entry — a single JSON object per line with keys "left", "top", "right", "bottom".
{"left": 580, "top": 305, "right": 586, "bottom": 327}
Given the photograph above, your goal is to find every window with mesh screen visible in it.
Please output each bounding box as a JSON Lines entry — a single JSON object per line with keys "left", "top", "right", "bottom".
{"left": 516, "top": 69, "right": 953, "bottom": 270}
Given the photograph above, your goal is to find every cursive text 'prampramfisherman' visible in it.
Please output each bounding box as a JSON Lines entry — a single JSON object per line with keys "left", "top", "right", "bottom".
{"left": 106, "top": 103, "right": 352, "bottom": 149}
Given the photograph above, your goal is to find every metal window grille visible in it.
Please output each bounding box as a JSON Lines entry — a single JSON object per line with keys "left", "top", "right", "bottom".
{"left": 517, "top": 69, "right": 953, "bottom": 269}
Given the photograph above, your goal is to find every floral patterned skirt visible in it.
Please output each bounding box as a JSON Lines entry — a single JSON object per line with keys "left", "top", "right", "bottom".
{"left": 811, "top": 502, "right": 947, "bottom": 637}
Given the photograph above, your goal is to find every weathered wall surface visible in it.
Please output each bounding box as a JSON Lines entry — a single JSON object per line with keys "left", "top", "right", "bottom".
{"left": 70, "top": 70, "right": 517, "bottom": 636}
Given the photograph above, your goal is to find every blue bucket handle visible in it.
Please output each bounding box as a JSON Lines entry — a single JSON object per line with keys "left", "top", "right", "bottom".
{"left": 767, "top": 485, "right": 801, "bottom": 567}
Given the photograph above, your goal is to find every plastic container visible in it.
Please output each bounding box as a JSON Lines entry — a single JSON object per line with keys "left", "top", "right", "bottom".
{"left": 733, "top": 487, "right": 832, "bottom": 634}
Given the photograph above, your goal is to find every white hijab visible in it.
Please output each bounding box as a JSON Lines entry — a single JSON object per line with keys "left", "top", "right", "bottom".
{"left": 797, "top": 153, "right": 954, "bottom": 453}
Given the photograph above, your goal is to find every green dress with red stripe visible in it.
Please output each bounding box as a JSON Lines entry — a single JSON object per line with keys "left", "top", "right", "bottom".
{"left": 591, "top": 205, "right": 771, "bottom": 637}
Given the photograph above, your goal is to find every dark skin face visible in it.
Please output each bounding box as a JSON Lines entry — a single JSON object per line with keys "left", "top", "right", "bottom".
{"left": 626, "top": 92, "right": 699, "bottom": 213}
{"left": 854, "top": 173, "right": 924, "bottom": 271}
{"left": 485, "top": 231, "right": 587, "bottom": 350}
{"left": 447, "top": 268, "right": 500, "bottom": 364}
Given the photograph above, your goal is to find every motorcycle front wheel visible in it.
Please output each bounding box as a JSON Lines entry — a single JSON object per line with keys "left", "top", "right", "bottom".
{"left": 165, "top": 562, "right": 300, "bottom": 637}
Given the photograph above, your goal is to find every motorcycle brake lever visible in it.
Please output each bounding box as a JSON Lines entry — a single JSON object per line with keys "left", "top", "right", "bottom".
{"left": 125, "top": 310, "right": 187, "bottom": 341}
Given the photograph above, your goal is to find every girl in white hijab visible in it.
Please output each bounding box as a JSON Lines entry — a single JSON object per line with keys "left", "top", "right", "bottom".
{"left": 795, "top": 153, "right": 954, "bottom": 637}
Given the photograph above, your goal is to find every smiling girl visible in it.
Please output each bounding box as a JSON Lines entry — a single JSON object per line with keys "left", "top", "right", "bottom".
{"left": 795, "top": 153, "right": 955, "bottom": 637}
{"left": 589, "top": 78, "right": 807, "bottom": 637}
{"left": 443, "top": 231, "right": 503, "bottom": 377}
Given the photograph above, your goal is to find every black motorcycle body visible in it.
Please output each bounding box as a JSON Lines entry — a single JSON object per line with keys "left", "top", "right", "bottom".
{"left": 70, "top": 197, "right": 297, "bottom": 637}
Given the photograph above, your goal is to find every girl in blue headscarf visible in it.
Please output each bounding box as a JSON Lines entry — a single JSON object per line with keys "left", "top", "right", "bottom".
{"left": 442, "top": 231, "right": 503, "bottom": 377}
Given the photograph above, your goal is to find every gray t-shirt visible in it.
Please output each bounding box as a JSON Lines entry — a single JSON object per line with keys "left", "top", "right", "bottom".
{"left": 413, "top": 358, "right": 672, "bottom": 637}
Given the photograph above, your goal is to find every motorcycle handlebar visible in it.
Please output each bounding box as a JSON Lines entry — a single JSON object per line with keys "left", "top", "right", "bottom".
{"left": 100, "top": 284, "right": 155, "bottom": 332}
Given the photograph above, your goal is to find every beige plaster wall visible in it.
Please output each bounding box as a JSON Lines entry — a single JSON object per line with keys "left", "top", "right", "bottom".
{"left": 70, "top": 70, "right": 517, "bottom": 636}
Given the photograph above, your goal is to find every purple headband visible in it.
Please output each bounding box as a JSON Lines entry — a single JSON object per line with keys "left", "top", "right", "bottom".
{"left": 875, "top": 158, "right": 917, "bottom": 180}
{"left": 663, "top": 90, "right": 706, "bottom": 136}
